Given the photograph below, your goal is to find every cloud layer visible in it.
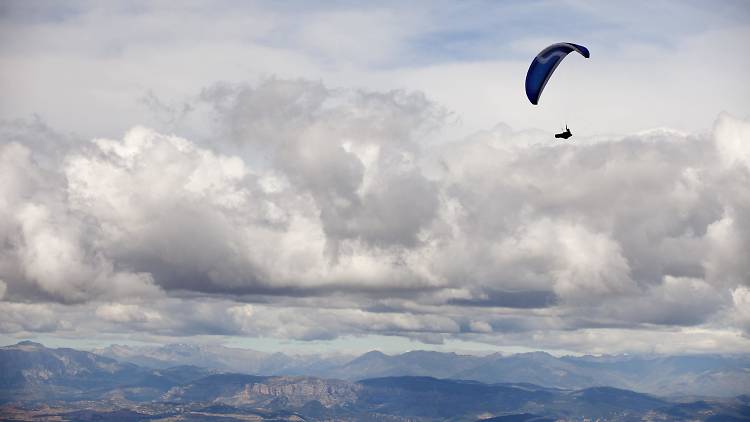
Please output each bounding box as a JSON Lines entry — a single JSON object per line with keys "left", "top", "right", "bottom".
{"left": 1, "top": 78, "right": 748, "bottom": 354}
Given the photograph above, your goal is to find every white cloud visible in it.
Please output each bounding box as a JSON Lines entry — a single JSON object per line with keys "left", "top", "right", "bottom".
{"left": 2, "top": 1, "right": 749, "bottom": 354}
{"left": 0, "top": 130, "right": 160, "bottom": 303}
{"left": 96, "top": 303, "right": 162, "bottom": 323}
{"left": 730, "top": 286, "right": 750, "bottom": 336}
{"left": 0, "top": 302, "right": 64, "bottom": 333}
{"left": 714, "top": 111, "right": 750, "bottom": 170}
{"left": 469, "top": 320, "right": 493, "bottom": 333}
{"left": 1, "top": 74, "right": 749, "bottom": 353}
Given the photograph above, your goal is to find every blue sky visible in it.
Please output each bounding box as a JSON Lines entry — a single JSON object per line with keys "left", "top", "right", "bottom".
{"left": 1, "top": 1, "right": 748, "bottom": 137}
{"left": 1, "top": 1, "right": 749, "bottom": 355}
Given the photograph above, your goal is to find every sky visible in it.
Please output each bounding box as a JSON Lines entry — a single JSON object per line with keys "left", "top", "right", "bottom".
{"left": 0, "top": 0, "right": 749, "bottom": 356}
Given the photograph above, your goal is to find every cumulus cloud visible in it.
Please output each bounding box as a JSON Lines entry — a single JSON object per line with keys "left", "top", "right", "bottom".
{"left": 0, "top": 302, "right": 66, "bottom": 333}
{"left": 0, "top": 134, "right": 160, "bottom": 303}
{"left": 730, "top": 287, "right": 750, "bottom": 336}
{"left": 714, "top": 112, "right": 750, "bottom": 170}
{"left": 0, "top": 79, "right": 749, "bottom": 353}
{"left": 96, "top": 303, "right": 162, "bottom": 324}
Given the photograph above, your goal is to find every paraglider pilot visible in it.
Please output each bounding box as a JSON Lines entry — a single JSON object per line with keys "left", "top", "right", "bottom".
{"left": 555, "top": 125, "right": 572, "bottom": 139}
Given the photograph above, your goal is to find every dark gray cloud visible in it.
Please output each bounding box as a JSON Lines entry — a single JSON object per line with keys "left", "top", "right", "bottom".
{"left": 448, "top": 289, "right": 558, "bottom": 309}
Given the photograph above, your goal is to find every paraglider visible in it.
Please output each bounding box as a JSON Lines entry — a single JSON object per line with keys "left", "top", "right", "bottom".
{"left": 525, "top": 42, "right": 589, "bottom": 139}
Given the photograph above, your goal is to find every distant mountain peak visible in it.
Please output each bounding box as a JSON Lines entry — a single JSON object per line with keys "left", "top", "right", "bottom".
{"left": 342, "top": 350, "right": 391, "bottom": 369}
{"left": 357, "top": 350, "right": 388, "bottom": 359}
{"left": 402, "top": 350, "right": 458, "bottom": 357}
{"left": 11, "top": 340, "right": 46, "bottom": 349}
{"left": 520, "top": 351, "right": 553, "bottom": 357}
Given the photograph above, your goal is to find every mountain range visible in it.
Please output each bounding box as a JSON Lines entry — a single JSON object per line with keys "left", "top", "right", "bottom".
{"left": 94, "top": 342, "right": 750, "bottom": 398}
{"left": 2, "top": 341, "right": 749, "bottom": 421}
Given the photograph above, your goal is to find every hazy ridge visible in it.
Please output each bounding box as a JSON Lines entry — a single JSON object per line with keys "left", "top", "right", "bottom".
{"left": 2, "top": 341, "right": 749, "bottom": 421}
{"left": 95, "top": 342, "right": 750, "bottom": 397}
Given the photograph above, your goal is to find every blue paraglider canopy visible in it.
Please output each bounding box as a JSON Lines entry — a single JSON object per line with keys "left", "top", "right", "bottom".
{"left": 525, "top": 43, "right": 590, "bottom": 105}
